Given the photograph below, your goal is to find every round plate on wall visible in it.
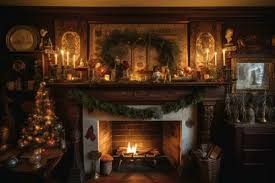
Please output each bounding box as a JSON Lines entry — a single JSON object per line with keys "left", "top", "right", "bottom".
{"left": 6, "top": 25, "right": 39, "bottom": 52}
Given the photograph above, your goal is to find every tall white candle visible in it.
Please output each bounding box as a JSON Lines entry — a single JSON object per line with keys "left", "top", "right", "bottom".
{"left": 214, "top": 52, "right": 217, "bottom": 66}
{"left": 206, "top": 49, "right": 209, "bottom": 61}
{"left": 54, "top": 54, "right": 58, "bottom": 65}
{"left": 60, "top": 50, "right": 64, "bottom": 66}
{"left": 73, "top": 55, "right": 76, "bottom": 68}
{"left": 222, "top": 49, "right": 226, "bottom": 66}
{"left": 66, "top": 51, "right": 69, "bottom": 66}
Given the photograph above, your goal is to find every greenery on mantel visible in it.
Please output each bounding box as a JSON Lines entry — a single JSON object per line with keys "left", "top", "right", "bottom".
{"left": 68, "top": 89, "right": 203, "bottom": 119}
{"left": 101, "top": 30, "right": 179, "bottom": 69}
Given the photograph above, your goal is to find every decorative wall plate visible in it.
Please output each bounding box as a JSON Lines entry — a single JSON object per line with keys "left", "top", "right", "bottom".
{"left": 6, "top": 25, "right": 39, "bottom": 52}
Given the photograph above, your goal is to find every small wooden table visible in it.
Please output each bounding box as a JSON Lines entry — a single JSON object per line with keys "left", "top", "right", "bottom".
{"left": 0, "top": 147, "right": 64, "bottom": 181}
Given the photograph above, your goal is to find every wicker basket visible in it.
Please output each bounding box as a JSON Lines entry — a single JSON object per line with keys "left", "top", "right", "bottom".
{"left": 191, "top": 150, "right": 222, "bottom": 183}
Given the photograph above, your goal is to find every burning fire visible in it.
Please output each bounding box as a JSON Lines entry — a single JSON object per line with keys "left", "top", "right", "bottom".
{"left": 127, "top": 142, "right": 137, "bottom": 154}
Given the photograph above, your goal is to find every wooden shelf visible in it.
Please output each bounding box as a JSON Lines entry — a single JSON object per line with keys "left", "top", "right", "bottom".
{"left": 46, "top": 81, "right": 230, "bottom": 89}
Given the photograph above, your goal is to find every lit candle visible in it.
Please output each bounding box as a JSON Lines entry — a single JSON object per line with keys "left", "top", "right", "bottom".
{"left": 206, "top": 49, "right": 209, "bottom": 67}
{"left": 66, "top": 51, "right": 69, "bottom": 66}
{"left": 214, "top": 52, "right": 217, "bottom": 66}
{"left": 73, "top": 55, "right": 76, "bottom": 68}
{"left": 60, "top": 49, "right": 64, "bottom": 66}
{"left": 67, "top": 73, "right": 72, "bottom": 80}
{"left": 206, "top": 49, "right": 209, "bottom": 61}
{"left": 104, "top": 74, "right": 110, "bottom": 81}
{"left": 222, "top": 49, "right": 226, "bottom": 66}
{"left": 54, "top": 54, "right": 58, "bottom": 65}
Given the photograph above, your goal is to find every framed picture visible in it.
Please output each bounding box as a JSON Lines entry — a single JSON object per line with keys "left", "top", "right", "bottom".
{"left": 89, "top": 23, "right": 188, "bottom": 72}
{"left": 55, "top": 20, "right": 87, "bottom": 62}
{"left": 232, "top": 55, "right": 274, "bottom": 91}
{"left": 190, "top": 22, "right": 223, "bottom": 68}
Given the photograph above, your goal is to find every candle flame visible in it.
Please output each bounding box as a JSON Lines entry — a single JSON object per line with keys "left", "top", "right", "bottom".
{"left": 127, "top": 142, "right": 137, "bottom": 154}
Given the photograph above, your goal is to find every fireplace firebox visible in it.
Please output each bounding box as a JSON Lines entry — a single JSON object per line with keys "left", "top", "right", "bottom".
{"left": 98, "top": 121, "right": 182, "bottom": 169}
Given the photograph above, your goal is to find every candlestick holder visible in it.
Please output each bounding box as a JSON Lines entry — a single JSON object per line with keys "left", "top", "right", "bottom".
{"left": 222, "top": 66, "right": 232, "bottom": 82}
{"left": 61, "top": 66, "right": 66, "bottom": 80}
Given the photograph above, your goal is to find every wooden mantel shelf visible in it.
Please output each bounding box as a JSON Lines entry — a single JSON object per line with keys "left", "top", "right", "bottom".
{"left": 46, "top": 81, "right": 229, "bottom": 89}
{"left": 48, "top": 81, "right": 228, "bottom": 104}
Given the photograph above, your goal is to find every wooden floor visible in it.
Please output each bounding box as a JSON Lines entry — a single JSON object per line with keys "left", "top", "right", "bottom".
{"left": 88, "top": 171, "right": 179, "bottom": 183}
{"left": 86, "top": 159, "right": 197, "bottom": 183}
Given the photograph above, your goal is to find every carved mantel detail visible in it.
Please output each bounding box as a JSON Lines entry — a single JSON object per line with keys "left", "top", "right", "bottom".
{"left": 199, "top": 101, "right": 216, "bottom": 144}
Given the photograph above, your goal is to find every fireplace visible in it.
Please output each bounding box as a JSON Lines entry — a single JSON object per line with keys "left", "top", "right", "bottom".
{"left": 49, "top": 82, "right": 225, "bottom": 181}
{"left": 82, "top": 105, "right": 197, "bottom": 173}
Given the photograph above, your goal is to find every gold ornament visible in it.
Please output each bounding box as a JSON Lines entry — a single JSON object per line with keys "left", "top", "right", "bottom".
{"left": 46, "top": 120, "right": 52, "bottom": 125}
{"left": 44, "top": 115, "right": 52, "bottom": 121}
{"left": 47, "top": 139, "right": 55, "bottom": 146}
{"left": 35, "top": 125, "right": 41, "bottom": 131}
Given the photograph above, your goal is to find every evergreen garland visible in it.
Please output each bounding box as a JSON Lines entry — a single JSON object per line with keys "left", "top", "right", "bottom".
{"left": 68, "top": 89, "right": 203, "bottom": 119}
{"left": 101, "top": 30, "right": 179, "bottom": 69}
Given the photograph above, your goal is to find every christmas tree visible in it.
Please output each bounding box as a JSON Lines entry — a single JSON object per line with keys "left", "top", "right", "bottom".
{"left": 18, "top": 82, "right": 64, "bottom": 149}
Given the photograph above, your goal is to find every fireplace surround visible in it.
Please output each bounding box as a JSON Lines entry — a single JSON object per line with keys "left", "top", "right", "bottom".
{"left": 83, "top": 106, "right": 195, "bottom": 173}
{"left": 49, "top": 82, "right": 227, "bottom": 181}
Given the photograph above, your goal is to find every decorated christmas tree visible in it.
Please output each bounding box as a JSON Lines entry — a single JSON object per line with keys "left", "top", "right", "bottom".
{"left": 18, "top": 82, "right": 64, "bottom": 149}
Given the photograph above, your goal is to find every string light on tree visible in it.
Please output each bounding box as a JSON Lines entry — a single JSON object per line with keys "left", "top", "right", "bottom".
{"left": 18, "top": 82, "right": 65, "bottom": 150}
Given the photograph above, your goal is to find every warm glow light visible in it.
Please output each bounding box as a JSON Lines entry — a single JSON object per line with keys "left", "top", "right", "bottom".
{"left": 66, "top": 51, "right": 70, "bottom": 66}
{"left": 127, "top": 142, "right": 137, "bottom": 154}
{"left": 104, "top": 74, "right": 110, "bottom": 81}
{"left": 73, "top": 55, "right": 76, "bottom": 68}
{"left": 206, "top": 48, "right": 209, "bottom": 61}
{"left": 54, "top": 54, "right": 58, "bottom": 65}
{"left": 214, "top": 52, "right": 217, "bottom": 66}
{"left": 61, "top": 50, "right": 64, "bottom": 66}
{"left": 222, "top": 49, "right": 226, "bottom": 66}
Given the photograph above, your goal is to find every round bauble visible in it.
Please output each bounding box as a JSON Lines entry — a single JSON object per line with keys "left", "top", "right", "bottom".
{"left": 45, "top": 120, "right": 52, "bottom": 125}
{"left": 6, "top": 157, "right": 19, "bottom": 168}
{"left": 40, "top": 82, "right": 46, "bottom": 87}
{"left": 55, "top": 123, "right": 63, "bottom": 130}
{"left": 27, "top": 136, "right": 33, "bottom": 141}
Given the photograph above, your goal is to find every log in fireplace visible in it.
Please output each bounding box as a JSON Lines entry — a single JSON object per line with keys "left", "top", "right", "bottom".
{"left": 49, "top": 82, "right": 227, "bottom": 182}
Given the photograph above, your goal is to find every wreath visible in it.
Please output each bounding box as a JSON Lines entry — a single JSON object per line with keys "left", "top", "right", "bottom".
{"left": 101, "top": 30, "right": 179, "bottom": 69}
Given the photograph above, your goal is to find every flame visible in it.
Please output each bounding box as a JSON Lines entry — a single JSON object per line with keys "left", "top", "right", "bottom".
{"left": 127, "top": 142, "right": 137, "bottom": 154}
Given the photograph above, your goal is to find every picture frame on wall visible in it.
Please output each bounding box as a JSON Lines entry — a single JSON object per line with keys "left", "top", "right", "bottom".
{"left": 89, "top": 23, "right": 188, "bottom": 72}
{"left": 232, "top": 55, "right": 274, "bottom": 91}
{"left": 236, "top": 62, "right": 270, "bottom": 90}
{"left": 54, "top": 20, "right": 87, "bottom": 62}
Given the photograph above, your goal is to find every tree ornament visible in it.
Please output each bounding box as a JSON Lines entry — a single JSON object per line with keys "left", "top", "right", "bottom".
{"left": 45, "top": 120, "right": 52, "bottom": 125}
{"left": 6, "top": 157, "right": 19, "bottom": 168}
